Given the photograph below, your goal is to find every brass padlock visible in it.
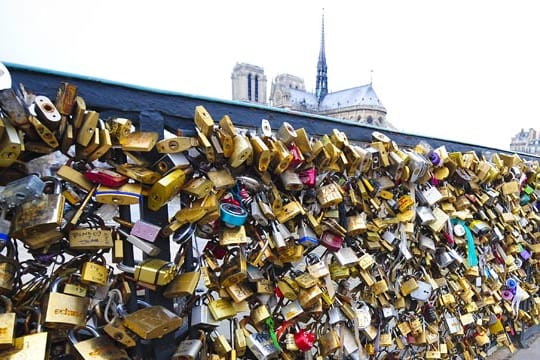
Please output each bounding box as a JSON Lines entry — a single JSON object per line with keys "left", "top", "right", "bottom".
{"left": 163, "top": 268, "right": 201, "bottom": 298}
{"left": 0, "top": 295, "right": 15, "bottom": 349}
{"left": 123, "top": 305, "right": 182, "bottom": 340}
{"left": 219, "top": 248, "right": 247, "bottom": 287}
{"left": 81, "top": 258, "right": 109, "bottom": 286}
{"left": 69, "top": 228, "right": 113, "bottom": 250}
{"left": 133, "top": 258, "right": 176, "bottom": 286}
{"left": 148, "top": 168, "right": 188, "bottom": 211}
{"left": 44, "top": 276, "right": 90, "bottom": 328}
{"left": 68, "top": 325, "right": 129, "bottom": 360}
{"left": 206, "top": 293, "right": 236, "bottom": 321}
{"left": 115, "top": 163, "right": 161, "bottom": 184}
{"left": 10, "top": 176, "right": 65, "bottom": 249}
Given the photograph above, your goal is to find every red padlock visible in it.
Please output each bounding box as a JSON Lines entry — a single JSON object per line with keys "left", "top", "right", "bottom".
{"left": 298, "top": 167, "right": 316, "bottom": 188}
{"left": 319, "top": 231, "right": 343, "bottom": 252}
{"left": 84, "top": 168, "right": 128, "bottom": 187}
{"left": 294, "top": 327, "right": 316, "bottom": 352}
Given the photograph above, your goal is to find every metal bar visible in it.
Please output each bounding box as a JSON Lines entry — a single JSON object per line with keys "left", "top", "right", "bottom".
{"left": 7, "top": 63, "right": 540, "bottom": 161}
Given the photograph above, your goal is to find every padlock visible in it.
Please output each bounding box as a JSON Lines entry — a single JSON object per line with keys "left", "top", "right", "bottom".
{"left": 172, "top": 330, "right": 205, "bottom": 360}
{"left": 77, "top": 110, "right": 99, "bottom": 147}
{"left": 44, "top": 276, "right": 90, "bottom": 328}
{"left": 318, "top": 322, "right": 341, "bottom": 356}
{"left": 0, "top": 295, "right": 15, "bottom": 349}
{"left": 163, "top": 266, "right": 201, "bottom": 298}
{"left": 68, "top": 325, "right": 129, "bottom": 360}
{"left": 81, "top": 257, "right": 109, "bottom": 286}
{"left": 297, "top": 219, "right": 318, "bottom": 247}
{"left": 220, "top": 248, "right": 247, "bottom": 287}
{"left": 190, "top": 296, "right": 220, "bottom": 330}
{"left": 123, "top": 305, "right": 182, "bottom": 340}
{"left": 148, "top": 168, "right": 188, "bottom": 211}
{"left": 103, "top": 316, "right": 137, "bottom": 348}
{"left": 133, "top": 258, "right": 176, "bottom": 286}
{"left": 0, "top": 243, "right": 17, "bottom": 294}
{"left": 225, "top": 281, "right": 254, "bottom": 303}
{"left": 0, "top": 174, "right": 45, "bottom": 209}
{"left": 206, "top": 293, "right": 237, "bottom": 321}
{"left": 319, "top": 230, "right": 343, "bottom": 252}
{"left": 118, "top": 228, "right": 161, "bottom": 256}
{"left": 240, "top": 318, "right": 280, "bottom": 360}
{"left": 115, "top": 163, "right": 161, "bottom": 184}
{"left": 306, "top": 253, "right": 330, "bottom": 278}
{"left": 69, "top": 228, "right": 113, "bottom": 250}
{"left": 10, "top": 176, "right": 65, "bottom": 249}
{"left": 410, "top": 280, "right": 433, "bottom": 301}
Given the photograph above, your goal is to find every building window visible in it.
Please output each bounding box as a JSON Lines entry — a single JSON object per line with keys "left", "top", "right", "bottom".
{"left": 255, "top": 75, "right": 259, "bottom": 102}
{"left": 378, "top": 117, "right": 383, "bottom": 124}
{"left": 367, "top": 116, "right": 373, "bottom": 124}
{"left": 247, "top": 74, "right": 252, "bottom": 101}
{"left": 357, "top": 115, "right": 361, "bottom": 121}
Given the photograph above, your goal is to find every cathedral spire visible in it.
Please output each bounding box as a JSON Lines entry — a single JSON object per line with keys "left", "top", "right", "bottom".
{"left": 315, "top": 9, "right": 328, "bottom": 104}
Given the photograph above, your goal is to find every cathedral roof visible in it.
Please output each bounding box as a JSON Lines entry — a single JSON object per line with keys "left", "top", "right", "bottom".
{"left": 288, "top": 88, "right": 319, "bottom": 111}
{"left": 320, "top": 83, "right": 385, "bottom": 111}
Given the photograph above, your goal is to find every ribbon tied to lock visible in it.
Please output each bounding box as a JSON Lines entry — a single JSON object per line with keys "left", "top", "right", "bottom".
{"left": 450, "top": 218, "right": 478, "bottom": 267}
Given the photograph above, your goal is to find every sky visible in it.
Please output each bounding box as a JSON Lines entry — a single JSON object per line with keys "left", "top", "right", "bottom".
{"left": 1, "top": 1, "right": 539, "bottom": 151}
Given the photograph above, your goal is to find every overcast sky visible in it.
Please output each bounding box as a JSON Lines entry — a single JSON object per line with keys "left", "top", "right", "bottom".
{"left": 1, "top": 1, "right": 539, "bottom": 151}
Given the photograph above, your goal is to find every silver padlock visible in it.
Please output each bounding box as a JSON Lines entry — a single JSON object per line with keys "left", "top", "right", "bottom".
{"left": 328, "top": 306, "right": 347, "bottom": 325}
{"left": 334, "top": 247, "right": 359, "bottom": 267}
{"left": 280, "top": 170, "right": 303, "bottom": 191}
{"left": 410, "top": 280, "right": 433, "bottom": 301}
{"left": 173, "top": 337, "right": 203, "bottom": 360}
{"left": 0, "top": 174, "right": 45, "bottom": 209}
{"left": 403, "top": 149, "right": 429, "bottom": 183}
{"left": 246, "top": 332, "right": 280, "bottom": 360}
{"left": 416, "top": 206, "right": 435, "bottom": 225}
{"left": 191, "top": 297, "right": 219, "bottom": 330}
{"left": 250, "top": 200, "right": 269, "bottom": 227}
{"left": 271, "top": 221, "right": 290, "bottom": 249}
{"left": 444, "top": 311, "right": 463, "bottom": 335}
{"left": 418, "top": 234, "right": 436, "bottom": 253}
{"left": 438, "top": 250, "right": 455, "bottom": 267}
{"left": 298, "top": 220, "right": 318, "bottom": 247}
{"left": 417, "top": 183, "right": 443, "bottom": 206}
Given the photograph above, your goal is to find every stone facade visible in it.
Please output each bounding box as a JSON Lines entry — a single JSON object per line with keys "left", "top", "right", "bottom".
{"left": 231, "top": 63, "right": 267, "bottom": 105}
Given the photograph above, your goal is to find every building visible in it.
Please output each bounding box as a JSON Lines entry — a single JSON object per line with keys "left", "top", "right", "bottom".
{"left": 231, "top": 14, "right": 392, "bottom": 129}
{"left": 231, "top": 63, "right": 267, "bottom": 105}
{"left": 510, "top": 128, "right": 540, "bottom": 154}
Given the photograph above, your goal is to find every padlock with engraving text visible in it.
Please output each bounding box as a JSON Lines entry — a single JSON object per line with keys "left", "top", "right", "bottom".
{"left": 81, "top": 257, "right": 109, "bottom": 286}
{"left": 10, "top": 176, "right": 65, "bottom": 249}
{"left": 123, "top": 305, "right": 182, "bottom": 340}
{"left": 0, "top": 295, "right": 15, "bottom": 349}
{"left": 68, "top": 325, "right": 129, "bottom": 360}
{"left": 220, "top": 248, "right": 247, "bottom": 287}
{"left": 44, "top": 276, "right": 90, "bottom": 328}
{"left": 133, "top": 258, "right": 176, "bottom": 286}
{"left": 206, "top": 293, "right": 237, "bottom": 321}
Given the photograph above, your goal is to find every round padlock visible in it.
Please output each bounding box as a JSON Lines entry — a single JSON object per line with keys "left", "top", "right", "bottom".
{"left": 453, "top": 223, "right": 466, "bottom": 237}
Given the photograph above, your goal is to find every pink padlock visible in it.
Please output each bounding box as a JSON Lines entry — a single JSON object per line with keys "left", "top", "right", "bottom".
{"left": 298, "top": 167, "right": 316, "bottom": 188}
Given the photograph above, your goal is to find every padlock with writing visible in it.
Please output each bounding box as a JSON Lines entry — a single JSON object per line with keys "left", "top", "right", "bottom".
{"left": 68, "top": 325, "right": 129, "bottom": 360}
{"left": 44, "top": 276, "right": 90, "bottom": 328}
{"left": 306, "top": 253, "right": 329, "bottom": 279}
{"left": 123, "top": 304, "right": 182, "bottom": 340}
{"left": 241, "top": 318, "right": 280, "bottom": 360}
{"left": 0, "top": 296, "right": 15, "bottom": 349}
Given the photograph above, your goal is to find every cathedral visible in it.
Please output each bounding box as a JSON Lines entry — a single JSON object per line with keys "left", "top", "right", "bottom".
{"left": 231, "top": 14, "right": 392, "bottom": 129}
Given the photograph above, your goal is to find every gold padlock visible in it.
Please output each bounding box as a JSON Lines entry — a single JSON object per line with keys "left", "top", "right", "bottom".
{"left": 80, "top": 258, "right": 109, "bottom": 286}
{"left": 76, "top": 110, "right": 98, "bottom": 147}
{"left": 119, "top": 131, "right": 158, "bottom": 152}
{"left": 163, "top": 269, "right": 201, "bottom": 298}
{"left": 69, "top": 228, "right": 113, "bottom": 250}
{"left": 206, "top": 293, "right": 236, "bottom": 321}
{"left": 123, "top": 305, "right": 182, "bottom": 340}
{"left": 134, "top": 258, "right": 176, "bottom": 286}
{"left": 148, "top": 168, "right": 188, "bottom": 211}
{"left": 0, "top": 296, "right": 15, "bottom": 349}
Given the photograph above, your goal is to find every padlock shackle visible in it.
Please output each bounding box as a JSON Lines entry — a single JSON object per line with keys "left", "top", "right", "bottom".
{"left": 68, "top": 325, "right": 100, "bottom": 345}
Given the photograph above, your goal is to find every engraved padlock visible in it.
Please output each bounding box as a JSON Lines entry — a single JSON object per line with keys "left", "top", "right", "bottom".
{"left": 68, "top": 324, "right": 129, "bottom": 360}
{"left": 10, "top": 176, "right": 65, "bottom": 249}
{"left": 0, "top": 295, "right": 15, "bottom": 349}
{"left": 44, "top": 276, "right": 90, "bottom": 328}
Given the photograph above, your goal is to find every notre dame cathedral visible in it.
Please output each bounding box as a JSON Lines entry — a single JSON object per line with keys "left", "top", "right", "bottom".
{"left": 231, "top": 14, "right": 392, "bottom": 129}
